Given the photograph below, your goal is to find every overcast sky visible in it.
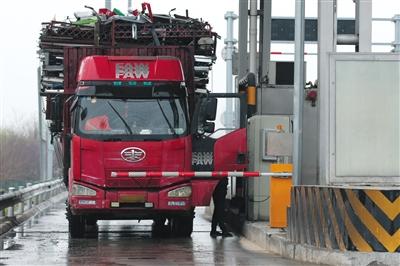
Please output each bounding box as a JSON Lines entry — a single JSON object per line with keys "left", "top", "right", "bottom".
{"left": 0, "top": 0, "right": 399, "bottom": 128}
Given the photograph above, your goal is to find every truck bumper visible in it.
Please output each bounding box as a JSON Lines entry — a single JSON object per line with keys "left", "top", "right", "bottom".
{"left": 69, "top": 181, "right": 192, "bottom": 219}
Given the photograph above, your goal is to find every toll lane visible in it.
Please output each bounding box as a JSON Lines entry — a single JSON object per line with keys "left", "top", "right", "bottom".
{"left": 0, "top": 201, "right": 315, "bottom": 265}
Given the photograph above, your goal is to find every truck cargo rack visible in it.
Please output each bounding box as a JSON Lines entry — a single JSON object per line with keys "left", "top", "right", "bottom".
{"left": 40, "top": 19, "right": 219, "bottom": 56}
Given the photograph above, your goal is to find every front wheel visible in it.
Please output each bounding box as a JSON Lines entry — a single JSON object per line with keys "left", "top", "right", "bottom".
{"left": 66, "top": 206, "right": 85, "bottom": 238}
{"left": 170, "top": 210, "right": 195, "bottom": 237}
{"left": 152, "top": 217, "right": 168, "bottom": 236}
{"left": 66, "top": 204, "right": 97, "bottom": 238}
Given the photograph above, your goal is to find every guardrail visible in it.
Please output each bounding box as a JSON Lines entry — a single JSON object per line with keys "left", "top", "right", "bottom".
{"left": 0, "top": 179, "right": 65, "bottom": 227}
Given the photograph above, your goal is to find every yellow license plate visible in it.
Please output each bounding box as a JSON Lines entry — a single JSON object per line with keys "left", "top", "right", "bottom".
{"left": 119, "top": 194, "right": 145, "bottom": 203}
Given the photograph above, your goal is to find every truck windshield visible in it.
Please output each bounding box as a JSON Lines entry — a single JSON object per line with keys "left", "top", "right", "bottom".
{"left": 76, "top": 97, "right": 188, "bottom": 140}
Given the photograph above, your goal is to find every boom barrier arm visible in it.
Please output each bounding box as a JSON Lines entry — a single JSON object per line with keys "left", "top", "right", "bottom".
{"left": 110, "top": 171, "right": 292, "bottom": 178}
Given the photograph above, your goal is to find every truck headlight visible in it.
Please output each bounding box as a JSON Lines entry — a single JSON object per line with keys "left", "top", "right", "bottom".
{"left": 72, "top": 184, "right": 96, "bottom": 196}
{"left": 167, "top": 186, "right": 192, "bottom": 197}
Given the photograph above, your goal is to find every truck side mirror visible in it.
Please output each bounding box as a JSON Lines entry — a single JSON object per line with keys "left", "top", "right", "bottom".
{"left": 203, "top": 121, "right": 215, "bottom": 133}
{"left": 49, "top": 95, "right": 63, "bottom": 133}
{"left": 192, "top": 96, "right": 218, "bottom": 135}
{"left": 205, "top": 98, "right": 217, "bottom": 121}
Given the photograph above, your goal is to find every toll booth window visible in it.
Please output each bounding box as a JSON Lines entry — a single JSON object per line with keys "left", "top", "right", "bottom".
{"left": 77, "top": 97, "right": 187, "bottom": 137}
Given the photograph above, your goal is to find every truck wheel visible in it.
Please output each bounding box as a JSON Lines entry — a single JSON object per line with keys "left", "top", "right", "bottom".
{"left": 171, "top": 210, "right": 194, "bottom": 237}
{"left": 152, "top": 217, "right": 168, "bottom": 236}
{"left": 85, "top": 217, "right": 98, "bottom": 238}
{"left": 66, "top": 205, "right": 86, "bottom": 238}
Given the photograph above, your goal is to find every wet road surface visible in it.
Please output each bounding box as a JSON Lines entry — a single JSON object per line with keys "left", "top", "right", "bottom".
{"left": 0, "top": 201, "right": 317, "bottom": 265}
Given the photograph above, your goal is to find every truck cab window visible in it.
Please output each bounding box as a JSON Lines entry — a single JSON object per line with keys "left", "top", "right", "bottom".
{"left": 76, "top": 97, "right": 188, "bottom": 140}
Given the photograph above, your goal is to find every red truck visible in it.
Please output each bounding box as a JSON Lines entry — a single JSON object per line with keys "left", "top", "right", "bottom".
{"left": 39, "top": 5, "right": 247, "bottom": 238}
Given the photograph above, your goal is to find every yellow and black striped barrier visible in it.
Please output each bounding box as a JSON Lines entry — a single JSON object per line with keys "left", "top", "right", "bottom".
{"left": 287, "top": 186, "right": 400, "bottom": 252}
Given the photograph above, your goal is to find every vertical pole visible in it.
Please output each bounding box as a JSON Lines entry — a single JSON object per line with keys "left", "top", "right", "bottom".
{"left": 6, "top": 187, "right": 15, "bottom": 217}
{"left": 393, "top": 15, "right": 400, "bottom": 52}
{"left": 26, "top": 183, "right": 32, "bottom": 210}
{"left": 293, "top": 0, "right": 305, "bottom": 186}
{"left": 105, "top": 0, "right": 111, "bottom": 10}
{"left": 318, "top": 0, "right": 336, "bottom": 185}
{"left": 260, "top": 0, "right": 271, "bottom": 81}
{"left": 238, "top": 0, "right": 249, "bottom": 79}
{"left": 224, "top": 12, "right": 238, "bottom": 128}
{"left": 128, "top": 0, "right": 132, "bottom": 10}
{"left": 355, "top": 0, "right": 360, "bottom": 52}
{"left": 258, "top": 0, "right": 271, "bottom": 114}
{"left": 38, "top": 67, "right": 46, "bottom": 181}
{"left": 356, "top": 0, "right": 372, "bottom": 52}
{"left": 259, "top": 0, "right": 265, "bottom": 84}
{"left": 46, "top": 133, "right": 54, "bottom": 180}
{"left": 249, "top": 0, "right": 258, "bottom": 75}
{"left": 18, "top": 186, "right": 24, "bottom": 214}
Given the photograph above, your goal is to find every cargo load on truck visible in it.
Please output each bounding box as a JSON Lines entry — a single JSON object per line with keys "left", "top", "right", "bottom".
{"left": 39, "top": 4, "right": 219, "bottom": 95}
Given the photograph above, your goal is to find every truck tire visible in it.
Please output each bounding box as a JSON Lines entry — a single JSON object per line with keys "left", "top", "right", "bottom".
{"left": 170, "top": 210, "right": 194, "bottom": 237}
{"left": 66, "top": 204, "right": 86, "bottom": 238}
{"left": 152, "top": 217, "right": 168, "bottom": 236}
{"left": 85, "top": 217, "right": 98, "bottom": 238}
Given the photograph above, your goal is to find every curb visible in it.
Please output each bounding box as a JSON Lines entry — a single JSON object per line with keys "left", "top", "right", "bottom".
{"left": 242, "top": 221, "right": 400, "bottom": 266}
{"left": 0, "top": 191, "right": 67, "bottom": 236}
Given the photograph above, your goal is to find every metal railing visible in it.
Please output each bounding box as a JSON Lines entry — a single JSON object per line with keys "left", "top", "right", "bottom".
{"left": 0, "top": 179, "right": 65, "bottom": 221}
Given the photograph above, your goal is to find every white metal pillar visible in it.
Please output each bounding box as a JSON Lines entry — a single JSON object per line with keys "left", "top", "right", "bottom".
{"left": 318, "top": 0, "right": 336, "bottom": 185}
{"left": 38, "top": 67, "right": 46, "bottom": 181}
{"left": 238, "top": 0, "right": 249, "bottom": 78}
{"left": 46, "top": 131, "right": 54, "bottom": 180}
{"left": 105, "top": 0, "right": 111, "bottom": 10}
{"left": 249, "top": 0, "right": 258, "bottom": 75}
{"left": 224, "top": 12, "right": 238, "bottom": 94}
{"left": 224, "top": 12, "right": 238, "bottom": 128}
{"left": 355, "top": 0, "right": 372, "bottom": 52}
{"left": 38, "top": 67, "right": 54, "bottom": 181}
{"left": 260, "top": 0, "right": 272, "bottom": 82}
{"left": 293, "top": 0, "right": 305, "bottom": 186}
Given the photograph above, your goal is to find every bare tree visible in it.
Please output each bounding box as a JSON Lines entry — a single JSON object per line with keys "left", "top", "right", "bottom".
{"left": 0, "top": 121, "right": 40, "bottom": 187}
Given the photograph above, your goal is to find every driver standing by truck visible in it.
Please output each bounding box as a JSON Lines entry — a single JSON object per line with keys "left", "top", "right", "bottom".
{"left": 210, "top": 177, "right": 233, "bottom": 238}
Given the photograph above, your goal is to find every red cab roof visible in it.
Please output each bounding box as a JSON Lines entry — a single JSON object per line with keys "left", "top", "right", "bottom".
{"left": 77, "top": 56, "right": 184, "bottom": 82}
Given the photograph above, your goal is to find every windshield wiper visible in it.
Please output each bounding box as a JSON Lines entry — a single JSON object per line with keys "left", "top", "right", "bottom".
{"left": 156, "top": 99, "right": 178, "bottom": 137}
{"left": 107, "top": 101, "right": 133, "bottom": 135}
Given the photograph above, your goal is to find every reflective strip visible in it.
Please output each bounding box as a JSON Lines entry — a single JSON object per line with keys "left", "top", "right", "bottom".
{"left": 195, "top": 172, "right": 212, "bottom": 177}
{"left": 228, "top": 172, "right": 242, "bottom": 177}
{"left": 247, "top": 86, "right": 256, "bottom": 105}
{"left": 260, "top": 172, "right": 293, "bottom": 177}
{"left": 129, "top": 172, "right": 146, "bottom": 177}
{"left": 163, "top": 172, "right": 179, "bottom": 177}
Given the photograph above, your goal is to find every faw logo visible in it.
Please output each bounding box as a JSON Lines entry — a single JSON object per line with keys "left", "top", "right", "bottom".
{"left": 121, "top": 147, "right": 146, "bottom": 163}
{"left": 192, "top": 152, "right": 213, "bottom": 166}
{"left": 115, "top": 63, "right": 150, "bottom": 79}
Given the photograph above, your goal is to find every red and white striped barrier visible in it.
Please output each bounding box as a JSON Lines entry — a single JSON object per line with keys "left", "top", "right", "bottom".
{"left": 110, "top": 171, "right": 292, "bottom": 178}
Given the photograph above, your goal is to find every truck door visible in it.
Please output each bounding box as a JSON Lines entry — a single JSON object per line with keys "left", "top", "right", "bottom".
{"left": 191, "top": 93, "right": 247, "bottom": 172}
